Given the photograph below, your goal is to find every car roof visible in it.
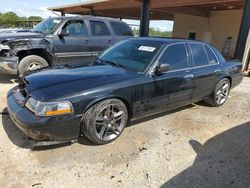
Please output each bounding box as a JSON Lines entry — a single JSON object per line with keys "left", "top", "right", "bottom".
{"left": 49, "top": 16, "right": 124, "bottom": 22}
{"left": 130, "top": 37, "right": 211, "bottom": 46}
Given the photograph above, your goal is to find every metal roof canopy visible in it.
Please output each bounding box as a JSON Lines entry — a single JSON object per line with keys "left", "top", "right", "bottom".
{"left": 49, "top": 0, "right": 249, "bottom": 60}
{"left": 49, "top": 0, "right": 244, "bottom": 20}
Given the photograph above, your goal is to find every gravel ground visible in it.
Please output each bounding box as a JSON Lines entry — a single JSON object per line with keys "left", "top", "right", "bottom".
{"left": 0, "top": 74, "right": 249, "bottom": 188}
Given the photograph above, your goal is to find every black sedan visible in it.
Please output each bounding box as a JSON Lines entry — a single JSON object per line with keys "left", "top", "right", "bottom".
{"left": 7, "top": 38, "right": 243, "bottom": 145}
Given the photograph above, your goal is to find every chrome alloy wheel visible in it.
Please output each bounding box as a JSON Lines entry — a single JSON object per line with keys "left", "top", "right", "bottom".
{"left": 215, "top": 81, "right": 230, "bottom": 105}
{"left": 94, "top": 104, "right": 127, "bottom": 142}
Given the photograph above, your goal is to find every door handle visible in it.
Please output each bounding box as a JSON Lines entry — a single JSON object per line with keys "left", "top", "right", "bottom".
{"left": 184, "top": 74, "right": 194, "bottom": 79}
{"left": 214, "top": 69, "right": 221, "bottom": 75}
{"left": 83, "top": 40, "right": 89, "bottom": 44}
{"left": 107, "top": 39, "right": 112, "bottom": 44}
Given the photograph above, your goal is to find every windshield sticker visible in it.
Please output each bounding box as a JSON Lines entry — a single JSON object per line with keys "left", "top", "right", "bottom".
{"left": 138, "top": 46, "right": 156, "bottom": 52}
{"left": 53, "top": 20, "right": 60, "bottom": 24}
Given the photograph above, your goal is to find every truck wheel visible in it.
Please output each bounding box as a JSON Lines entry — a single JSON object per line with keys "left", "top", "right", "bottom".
{"left": 18, "top": 55, "right": 49, "bottom": 75}
{"left": 81, "top": 99, "right": 128, "bottom": 145}
{"left": 204, "top": 78, "right": 231, "bottom": 107}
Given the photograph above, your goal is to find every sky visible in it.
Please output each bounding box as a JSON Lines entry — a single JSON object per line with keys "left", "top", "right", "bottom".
{"left": 0, "top": 0, "right": 173, "bottom": 31}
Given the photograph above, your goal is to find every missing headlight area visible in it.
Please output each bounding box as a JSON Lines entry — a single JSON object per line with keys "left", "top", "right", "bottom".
{"left": 8, "top": 39, "right": 31, "bottom": 51}
{"left": 0, "top": 44, "right": 11, "bottom": 57}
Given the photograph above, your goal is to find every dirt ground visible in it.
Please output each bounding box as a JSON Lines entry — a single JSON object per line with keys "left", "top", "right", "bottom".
{"left": 0, "top": 74, "right": 249, "bottom": 188}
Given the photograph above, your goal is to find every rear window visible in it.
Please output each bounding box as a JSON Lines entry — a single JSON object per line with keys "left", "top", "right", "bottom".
{"left": 90, "top": 21, "right": 110, "bottom": 36}
{"left": 110, "top": 21, "right": 133, "bottom": 36}
{"left": 189, "top": 43, "right": 208, "bottom": 67}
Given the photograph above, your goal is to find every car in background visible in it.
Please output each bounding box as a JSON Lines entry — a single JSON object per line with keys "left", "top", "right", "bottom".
{"left": 7, "top": 38, "right": 243, "bottom": 145}
{"left": 0, "top": 29, "right": 31, "bottom": 34}
{"left": 0, "top": 16, "right": 133, "bottom": 75}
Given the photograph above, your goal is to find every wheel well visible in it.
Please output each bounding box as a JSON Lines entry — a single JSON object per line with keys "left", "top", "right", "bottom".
{"left": 224, "top": 76, "right": 232, "bottom": 86}
{"left": 17, "top": 49, "right": 53, "bottom": 65}
{"left": 116, "top": 97, "right": 132, "bottom": 119}
{"left": 85, "top": 97, "right": 132, "bottom": 120}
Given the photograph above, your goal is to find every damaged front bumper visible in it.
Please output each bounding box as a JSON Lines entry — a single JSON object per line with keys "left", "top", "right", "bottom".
{"left": 7, "top": 88, "right": 81, "bottom": 143}
{"left": 0, "top": 56, "right": 18, "bottom": 74}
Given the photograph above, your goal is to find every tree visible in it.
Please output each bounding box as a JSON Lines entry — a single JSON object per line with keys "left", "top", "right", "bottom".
{"left": 28, "top": 16, "right": 42, "bottom": 21}
{"left": 132, "top": 27, "right": 172, "bottom": 37}
{"left": 0, "top": 12, "right": 19, "bottom": 27}
{"left": 0, "top": 12, "right": 43, "bottom": 28}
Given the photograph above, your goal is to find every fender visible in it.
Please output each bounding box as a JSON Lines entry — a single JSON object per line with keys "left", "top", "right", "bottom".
{"left": 84, "top": 94, "right": 132, "bottom": 118}
{"left": 7, "top": 37, "right": 55, "bottom": 62}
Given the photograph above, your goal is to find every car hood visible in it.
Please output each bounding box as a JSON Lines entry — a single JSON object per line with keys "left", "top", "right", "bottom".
{"left": 23, "top": 65, "right": 138, "bottom": 100}
{"left": 0, "top": 32, "right": 43, "bottom": 43}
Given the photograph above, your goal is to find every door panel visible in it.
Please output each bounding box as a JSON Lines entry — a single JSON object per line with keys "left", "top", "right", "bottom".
{"left": 143, "top": 70, "right": 194, "bottom": 117}
{"left": 141, "top": 43, "right": 194, "bottom": 116}
{"left": 157, "top": 70, "right": 194, "bottom": 110}
{"left": 53, "top": 20, "right": 91, "bottom": 65}
{"left": 191, "top": 64, "right": 221, "bottom": 102}
{"left": 142, "top": 76, "right": 167, "bottom": 116}
{"left": 188, "top": 43, "right": 221, "bottom": 102}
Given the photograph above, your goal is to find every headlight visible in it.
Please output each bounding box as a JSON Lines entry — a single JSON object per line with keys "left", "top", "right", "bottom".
{"left": 25, "top": 97, "right": 74, "bottom": 116}
{"left": 0, "top": 44, "right": 10, "bottom": 51}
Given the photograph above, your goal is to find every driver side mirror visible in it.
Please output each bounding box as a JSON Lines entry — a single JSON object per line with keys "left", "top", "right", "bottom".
{"left": 58, "top": 29, "right": 69, "bottom": 37}
{"left": 158, "top": 64, "right": 171, "bottom": 73}
{"left": 151, "top": 64, "right": 171, "bottom": 76}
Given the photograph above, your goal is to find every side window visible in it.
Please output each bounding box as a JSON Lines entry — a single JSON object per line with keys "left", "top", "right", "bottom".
{"left": 90, "top": 21, "right": 110, "bottom": 36}
{"left": 189, "top": 43, "right": 209, "bottom": 67}
{"left": 159, "top": 43, "right": 188, "bottom": 71}
{"left": 204, "top": 45, "right": 218, "bottom": 64}
{"left": 110, "top": 21, "right": 133, "bottom": 36}
{"left": 63, "top": 20, "right": 88, "bottom": 36}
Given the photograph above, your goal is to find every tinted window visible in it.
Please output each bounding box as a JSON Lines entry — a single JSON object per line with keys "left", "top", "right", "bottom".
{"left": 110, "top": 21, "right": 133, "bottom": 36}
{"left": 159, "top": 43, "right": 188, "bottom": 71}
{"left": 90, "top": 21, "right": 110, "bottom": 36}
{"left": 63, "top": 20, "right": 87, "bottom": 36}
{"left": 204, "top": 45, "right": 218, "bottom": 64}
{"left": 189, "top": 43, "right": 208, "bottom": 67}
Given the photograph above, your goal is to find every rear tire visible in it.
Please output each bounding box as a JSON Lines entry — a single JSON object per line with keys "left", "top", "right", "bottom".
{"left": 81, "top": 99, "right": 128, "bottom": 145}
{"left": 18, "top": 55, "right": 49, "bottom": 75}
{"left": 204, "top": 78, "right": 231, "bottom": 107}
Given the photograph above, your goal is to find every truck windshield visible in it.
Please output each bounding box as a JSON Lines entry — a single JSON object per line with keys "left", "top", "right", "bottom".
{"left": 32, "top": 18, "right": 61, "bottom": 34}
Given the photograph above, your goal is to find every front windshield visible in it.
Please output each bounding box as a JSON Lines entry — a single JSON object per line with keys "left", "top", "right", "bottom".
{"left": 99, "top": 39, "right": 164, "bottom": 73}
{"left": 32, "top": 18, "right": 61, "bottom": 34}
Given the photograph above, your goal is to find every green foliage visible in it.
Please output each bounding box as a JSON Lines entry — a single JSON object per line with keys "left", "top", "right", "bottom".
{"left": 132, "top": 27, "right": 172, "bottom": 37}
{"left": 28, "top": 16, "right": 43, "bottom": 21}
{"left": 0, "top": 12, "right": 19, "bottom": 27}
{"left": 149, "top": 28, "right": 172, "bottom": 37}
{"left": 132, "top": 28, "right": 139, "bottom": 36}
{"left": 0, "top": 12, "right": 42, "bottom": 27}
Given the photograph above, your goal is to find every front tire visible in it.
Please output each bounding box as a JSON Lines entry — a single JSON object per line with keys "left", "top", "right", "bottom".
{"left": 18, "top": 55, "right": 49, "bottom": 75}
{"left": 205, "top": 78, "right": 231, "bottom": 107}
{"left": 81, "top": 99, "right": 128, "bottom": 144}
